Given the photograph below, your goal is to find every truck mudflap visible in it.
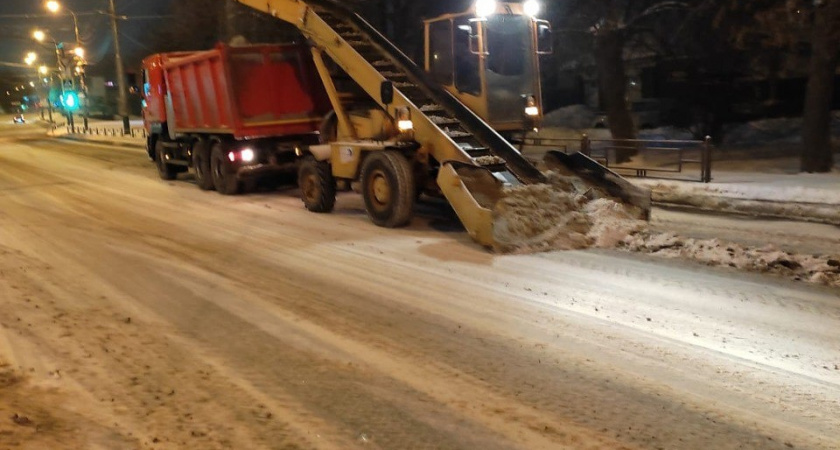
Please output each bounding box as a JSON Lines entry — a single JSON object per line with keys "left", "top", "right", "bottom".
{"left": 543, "top": 150, "right": 652, "bottom": 221}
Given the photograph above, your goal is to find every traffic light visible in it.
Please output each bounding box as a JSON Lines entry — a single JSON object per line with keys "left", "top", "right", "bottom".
{"left": 61, "top": 90, "right": 80, "bottom": 111}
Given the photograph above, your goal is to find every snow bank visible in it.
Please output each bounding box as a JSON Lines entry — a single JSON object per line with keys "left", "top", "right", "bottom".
{"left": 722, "top": 111, "right": 840, "bottom": 147}
{"left": 638, "top": 127, "right": 695, "bottom": 141}
{"left": 541, "top": 105, "right": 597, "bottom": 130}
{"left": 493, "top": 171, "right": 840, "bottom": 288}
{"left": 624, "top": 233, "right": 840, "bottom": 288}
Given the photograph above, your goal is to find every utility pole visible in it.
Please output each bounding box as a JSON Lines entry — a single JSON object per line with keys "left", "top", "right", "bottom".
{"left": 109, "top": 0, "right": 130, "bottom": 134}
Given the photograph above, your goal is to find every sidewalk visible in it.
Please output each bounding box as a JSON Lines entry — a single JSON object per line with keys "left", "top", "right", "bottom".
{"left": 50, "top": 122, "right": 146, "bottom": 149}
{"left": 633, "top": 157, "right": 840, "bottom": 225}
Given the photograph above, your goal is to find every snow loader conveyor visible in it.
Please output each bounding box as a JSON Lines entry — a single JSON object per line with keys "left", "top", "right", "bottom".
{"left": 235, "top": 0, "right": 651, "bottom": 247}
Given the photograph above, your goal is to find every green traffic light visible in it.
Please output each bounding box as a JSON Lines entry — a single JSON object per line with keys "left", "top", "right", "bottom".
{"left": 62, "top": 91, "right": 80, "bottom": 111}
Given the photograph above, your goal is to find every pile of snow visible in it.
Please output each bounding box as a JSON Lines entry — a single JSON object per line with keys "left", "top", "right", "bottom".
{"left": 541, "top": 105, "right": 597, "bottom": 130}
{"left": 722, "top": 111, "right": 840, "bottom": 147}
{"left": 493, "top": 172, "right": 646, "bottom": 253}
{"left": 638, "top": 127, "right": 695, "bottom": 142}
{"left": 493, "top": 170, "right": 840, "bottom": 288}
{"left": 623, "top": 233, "right": 840, "bottom": 288}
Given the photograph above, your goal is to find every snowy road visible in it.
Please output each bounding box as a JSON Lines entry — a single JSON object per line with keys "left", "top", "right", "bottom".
{"left": 0, "top": 123, "right": 838, "bottom": 449}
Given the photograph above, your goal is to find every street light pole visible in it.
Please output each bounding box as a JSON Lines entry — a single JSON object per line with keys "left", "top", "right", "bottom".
{"left": 69, "top": 10, "right": 80, "bottom": 47}
{"left": 37, "top": 65, "right": 54, "bottom": 124}
{"left": 109, "top": 0, "right": 130, "bottom": 134}
{"left": 67, "top": 10, "right": 87, "bottom": 131}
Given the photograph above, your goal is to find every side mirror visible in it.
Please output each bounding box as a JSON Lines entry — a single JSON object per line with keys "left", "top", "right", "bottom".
{"left": 536, "top": 20, "right": 553, "bottom": 55}
{"left": 380, "top": 80, "right": 394, "bottom": 105}
{"left": 468, "top": 19, "right": 487, "bottom": 55}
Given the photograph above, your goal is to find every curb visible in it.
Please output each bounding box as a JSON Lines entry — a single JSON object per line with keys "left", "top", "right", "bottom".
{"left": 651, "top": 191, "right": 840, "bottom": 226}
{"left": 55, "top": 135, "right": 146, "bottom": 150}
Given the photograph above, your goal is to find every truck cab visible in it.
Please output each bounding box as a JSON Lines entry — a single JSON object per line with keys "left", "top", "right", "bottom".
{"left": 424, "top": 0, "right": 552, "bottom": 133}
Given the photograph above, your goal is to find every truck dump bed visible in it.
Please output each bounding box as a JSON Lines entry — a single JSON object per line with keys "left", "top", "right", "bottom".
{"left": 160, "top": 44, "right": 330, "bottom": 139}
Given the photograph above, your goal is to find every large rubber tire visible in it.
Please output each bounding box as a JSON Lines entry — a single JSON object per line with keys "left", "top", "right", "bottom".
{"left": 298, "top": 155, "right": 336, "bottom": 213}
{"left": 360, "top": 151, "right": 415, "bottom": 228}
{"left": 146, "top": 136, "right": 156, "bottom": 161}
{"left": 210, "top": 141, "right": 240, "bottom": 195}
{"left": 155, "top": 139, "right": 178, "bottom": 181}
{"left": 192, "top": 138, "right": 215, "bottom": 191}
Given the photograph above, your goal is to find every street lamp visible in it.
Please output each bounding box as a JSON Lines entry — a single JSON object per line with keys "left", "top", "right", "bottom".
{"left": 45, "top": 1, "right": 80, "bottom": 46}
{"left": 33, "top": 30, "right": 46, "bottom": 42}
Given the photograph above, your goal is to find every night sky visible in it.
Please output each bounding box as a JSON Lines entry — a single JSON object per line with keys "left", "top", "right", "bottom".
{"left": 0, "top": 0, "right": 170, "bottom": 81}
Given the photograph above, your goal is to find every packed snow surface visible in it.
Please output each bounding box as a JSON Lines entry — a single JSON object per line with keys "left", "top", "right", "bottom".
{"left": 494, "top": 171, "right": 840, "bottom": 288}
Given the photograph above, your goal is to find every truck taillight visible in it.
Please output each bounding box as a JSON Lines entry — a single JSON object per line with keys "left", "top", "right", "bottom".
{"left": 240, "top": 148, "right": 255, "bottom": 163}
{"left": 228, "top": 148, "right": 256, "bottom": 163}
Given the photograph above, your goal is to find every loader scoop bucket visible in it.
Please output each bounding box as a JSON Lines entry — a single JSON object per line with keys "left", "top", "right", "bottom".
{"left": 437, "top": 162, "right": 502, "bottom": 248}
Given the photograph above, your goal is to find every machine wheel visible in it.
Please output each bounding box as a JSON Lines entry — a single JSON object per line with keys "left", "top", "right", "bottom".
{"left": 210, "top": 141, "right": 240, "bottom": 195}
{"left": 192, "top": 138, "right": 215, "bottom": 191}
{"left": 298, "top": 155, "right": 336, "bottom": 213}
{"left": 155, "top": 139, "right": 178, "bottom": 181}
{"left": 146, "top": 136, "right": 156, "bottom": 161}
{"left": 360, "top": 151, "right": 415, "bottom": 228}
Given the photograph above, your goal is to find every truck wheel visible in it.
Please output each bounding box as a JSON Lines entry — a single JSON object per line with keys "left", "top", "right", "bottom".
{"left": 360, "top": 151, "right": 415, "bottom": 228}
{"left": 210, "top": 142, "right": 240, "bottom": 195}
{"left": 298, "top": 155, "right": 336, "bottom": 213}
{"left": 192, "top": 139, "right": 215, "bottom": 191}
{"left": 146, "top": 136, "right": 156, "bottom": 161}
{"left": 155, "top": 139, "right": 178, "bottom": 181}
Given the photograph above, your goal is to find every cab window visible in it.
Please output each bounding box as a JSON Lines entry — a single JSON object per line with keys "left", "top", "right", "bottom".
{"left": 428, "top": 20, "right": 453, "bottom": 85}
{"left": 453, "top": 18, "right": 481, "bottom": 96}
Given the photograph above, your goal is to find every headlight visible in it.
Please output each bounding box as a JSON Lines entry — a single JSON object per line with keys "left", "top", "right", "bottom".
{"left": 524, "top": 95, "right": 539, "bottom": 117}
{"left": 524, "top": 0, "right": 540, "bottom": 17}
{"left": 396, "top": 107, "right": 413, "bottom": 132}
{"left": 475, "top": 0, "right": 497, "bottom": 17}
{"left": 398, "top": 120, "right": 414, "bottom": 131}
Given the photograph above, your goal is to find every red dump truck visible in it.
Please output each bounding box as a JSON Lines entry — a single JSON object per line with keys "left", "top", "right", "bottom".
{"left": 142, "top": 43, "right": 331, "bottom": 194}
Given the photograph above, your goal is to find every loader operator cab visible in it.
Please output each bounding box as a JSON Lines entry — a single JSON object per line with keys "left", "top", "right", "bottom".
{"left": 424, "top": 0, "right": 552, "bottom": 133}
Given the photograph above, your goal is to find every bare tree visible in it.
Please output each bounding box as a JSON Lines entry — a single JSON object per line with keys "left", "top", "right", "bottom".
{"left": 714, "top": 0, "right": 838, "bottom": 172}
{"left": 584, "top": 1, "right": 688, "bottom": 161}
{"left": 801, "top": 0, "right": 840, "bottom": 172}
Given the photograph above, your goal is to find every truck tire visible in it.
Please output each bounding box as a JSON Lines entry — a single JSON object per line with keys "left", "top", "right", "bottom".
{"left": 155, "top": 139, "right": 178, "bottom": 181}
{"left": 146, "top": 136, "right": 156, "bottom": 161}
{"left": 360, "top": 151, "right": 415, "bottom": 228}
{"left": 210, "top": 141, "right": 240, "bottom": 195}
{"left": 192, "top": 138, "right": 215, "bottom": 191}
{"left": 298, "top": 155, "right": 336, "bottom": 213}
